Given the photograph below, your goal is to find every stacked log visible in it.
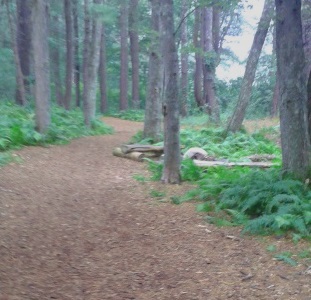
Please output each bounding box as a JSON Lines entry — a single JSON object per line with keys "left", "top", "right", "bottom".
{"left": 113, "top": 144, "right": 164, "bottom": 162}
{"left": 113, "top": 145, "right": 277, "bottom": 168}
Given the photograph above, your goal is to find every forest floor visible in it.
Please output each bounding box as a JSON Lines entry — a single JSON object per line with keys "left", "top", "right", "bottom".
{"left": 0, "top": 117, "right": 310, "bottom": 300}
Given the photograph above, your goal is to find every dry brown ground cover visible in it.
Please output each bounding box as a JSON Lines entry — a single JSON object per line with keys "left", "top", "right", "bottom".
{"left": 0, "top": 117, "right": 310, "bottom": 300}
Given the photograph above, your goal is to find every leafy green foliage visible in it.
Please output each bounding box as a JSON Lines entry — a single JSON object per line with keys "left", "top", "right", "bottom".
{"left": 180, "top": 126, "right": 281, "bottom": 162}
{"left": 0, "top": 102, "right": 113, "bottom": 153}
{"left": 149, "top": 190, "right": 166, "bottom": 198}
{"left": 187, "top": 167, "right": 311, "bottom": 239}
{"left": 0, "top": 48, "right": 15, "bottom": 100}
{"left": 274, "top": 252, "right": 298, "bottom": 266}
{"left": 108, "top": 109, "right": 145, "bottom": 122}
{"left": 0, "top": 153, "right": 14, "bottom": 166}
{"left": 181, "top": 159, "right": 203, "bottom": 182}
{"left": 146, "top": 159, "right": 163, "bottom": 181}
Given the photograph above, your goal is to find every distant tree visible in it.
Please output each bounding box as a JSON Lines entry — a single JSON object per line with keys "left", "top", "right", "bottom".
{"left": 6, "top": 0, "right": 26, "bottom": 106}
{"left": 180, "top": 0, "right": 188, "bottom": 117}
{"left": 275, "top": 0, "right": 310, "bottom": 179}
{"left": 143, "top": 0, "right": 162, "bottom": 142}
{"left": 193, "top": 7, "right": 204, "bottom": 108}
{"left": 72, "top": 0, "right": 81, "bottom": 107}
{"left": 99, "top": 24, "right": 108, "bottom": 113}
{"left": 129, "top": 0, "right": 140, "bottom": 109}
{"left": 50, "top": 12, "right": 64, "bottom": 107}
{"left": 64, "top": 0, "right": 74, "bottom": 110}
{"left": 226, "top": 0, "right": 274, "bottom": 133}
{"left": 271, "top": 26, "right": 279, "bottom": 117}
{"left": 16, "top": 0, "right": 32, "bottom": 100}
{"left": 32, "top": 0, "right": 50, "bottom": 133}
{"left": 119, "top": 0, "right": 129, "bottom": 110}
{"left": 161, "top": 0, "right": 181, "bottom": 184}
{"left": 82, "top": 0, "right": 103, "bottom": 126}
{"left": 201, "top": 6, "right": 219, "bottom": 122}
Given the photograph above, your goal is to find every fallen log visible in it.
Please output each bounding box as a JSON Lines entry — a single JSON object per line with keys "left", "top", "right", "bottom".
{"left": 193, "top": 160, "right": 276, "bottom": 168}
{"left": 121, "top": 144, "right": 164, "bottom": 154}
{"left": 113, "top": 147, "right": 145, "bottom": 162}
{"left": 247, "top": 154, "right": 276, "bottom": 162}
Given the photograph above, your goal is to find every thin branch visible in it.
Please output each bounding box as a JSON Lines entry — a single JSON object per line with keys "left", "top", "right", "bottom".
{"left": 174, "top": 6, "right": 198, "bottom": 36}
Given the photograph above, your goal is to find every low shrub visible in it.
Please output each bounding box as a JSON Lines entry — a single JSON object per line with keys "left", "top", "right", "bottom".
{"left": 0, "top": 102, "right": 113, "bottom": 152}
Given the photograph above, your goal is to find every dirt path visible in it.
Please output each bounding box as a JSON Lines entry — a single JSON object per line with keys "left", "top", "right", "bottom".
{"left": 0, "top": 118, "right": 310, "bottom": 300}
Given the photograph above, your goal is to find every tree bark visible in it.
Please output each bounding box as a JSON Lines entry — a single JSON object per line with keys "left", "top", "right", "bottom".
{"left": 271, "top": 24, "right": 279, "bottom": 117}
{"left": 193, "top": 7, "right": 203, "bottom": 108}
{"left": 73, "top": 0, "right": 81, "bottom": 107}
{"left": 143, "top": 0, "right": 162, "bottom": 142}
{"left": 119, "top": 0, "right": 129, "bottom": 110}
{"left": 7, "top": 1, "right": 26, "bottom": 106}
{"left": 302, "top": 0, "right": 311, "bottom": 137}
{"left": 32, "top": 0, "right": 50, "bottom": 133}
{"left": 64, "top": 0, "right": 74, "bottom": 110}
{"left": 271, "top": 78, "right": 279, "bottom": 117}
{"left": 83, "top": 0, "right": 103, "bottom": 126}
{"left": 99, "top": 25, "right": 108, "bottom": 113}
{"left": 16, "top": 0, "right": 32, "bottom": 100}
{"left": 51, "top": 14, "right": 64, "bottom": 107}
{"left": 180, "top": 0, "right": 188, "bottom": 117}
{"left": 161, "top": 0, "right": 181, "bottom": 184}
{"left": 201, "top": 6, "right": 219, "bottom": 122}
{"left": 129, "top": 0, "right": 140, "bottom": 109}
{"left": 275, "top": 0, "right": 310, "bottom": 179}
{"left": 226, "top": 0, "right": 274, "bottom": 133}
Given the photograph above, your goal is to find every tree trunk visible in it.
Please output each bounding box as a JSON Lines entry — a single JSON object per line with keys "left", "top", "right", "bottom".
{"left": 16, "top": 0, "right": 32, "bottom": 99}
{"left": 275, "top": 0, "right": 310, "bottom": 179}
{"left": 83, "top": 0, "right": 103, "bottom": 126}
{"left": 193, "top": 8, "right": 203, "bottom": 108}
{"left": 99, "top": 25, "right": 108, "bottom": 113}
{"left": 119, "top": 0, "right": 129, "bottom": 110}
{"left": 302, "top": 0, "right": 311, "bottom": 137}
{"left": 7, "top": 1, "right": 26, "bottom": 106}
{"left": 51, "top": 14, "right": 64, "bottom": 106}
{"left": 226, "top": 0, "right": 274, "bottom": 133}
{"left": 73, "top": 0, "right": 81, "bottom": 107}
{"left": 64, "top": 0, "right": 74, "bottom": 110}
{"left": 161, "top": 0, "right": 181, "bottom": 184}
{"left": 180, "top": 0, "right": 188, "bottom": 117}
{"left": 201, "top": 7, "right": 219, "bottom": 122}
{"left": 129, "top": 0, "right": 140, "bottom": 109}
{"left": 32, "top": 0, "right": 50, "bottom": 133}
{"left": 271, "top": 78, "right": 279, "bottom": 117}
{"left": 271, "top": 24, "right": 279, "bottom": 117}
{"left": 143, "top": 0, "right": 162, "bottom": 142}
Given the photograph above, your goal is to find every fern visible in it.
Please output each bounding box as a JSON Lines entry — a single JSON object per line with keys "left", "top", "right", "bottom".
{"left": 181, "top": 159, "right": 203, "bottom": 182}
{"left": 243, "top": 214, "right": 278, "bottom": 234}
{"left": 0, "top": 102, "right": 113, "bottom": 158}
{"left": 266, "top": 194, "right": 302, "bottom": 214}
{"left": 239, "top": 191, "right": 271, "bottom": 214}
{"left": 274, "top": 253, "right": 298, "bottom": 266}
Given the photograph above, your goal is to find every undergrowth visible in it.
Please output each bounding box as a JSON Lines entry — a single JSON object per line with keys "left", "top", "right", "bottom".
{"left": 145, "top": 123, "right": 310, "bottom": 241}
{"left": 180, "top": 167, "right": 311, "bottom": 241}
{"left": 0, "top": 102, "right": 113, "bottom": 152}
{"left": 132, "top": 123, "right": 281, "bottom": 161}
{"left": 107, "top": 109, "right": 145, "bottom": 122}
{"left": 180, "top": 127, "right": 281, "bottom": 162}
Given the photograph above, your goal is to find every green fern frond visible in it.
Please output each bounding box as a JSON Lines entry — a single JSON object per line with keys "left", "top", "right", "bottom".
{"left": 225, "top": 209, "right": 249, "bottom": 224}
{"left": 274, "top": 253, "right": 298, "bottom": 266}
{"left": 304, "top": 211, "right": 311, "bottom": 225}
{"left": 239, "top": 191, "right": 271, "bottom": 214}
{"left": 243, "top": 214, "right": 277, "bottom": 234}
{"left": 271, "top": 180, "right": 304, "bottom": 195}
{"left": 292, "top": 217, "right": 310, "bottom": 236}
{"left": 267, "top": 194, "right": 302, "bottom": 214}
